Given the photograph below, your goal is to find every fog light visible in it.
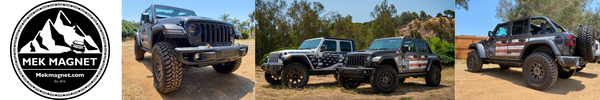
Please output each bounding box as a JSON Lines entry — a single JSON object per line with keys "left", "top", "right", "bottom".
{"left": 194, "top": 53, "right": 200, "bottom": 60}
{"left": 364, "top": 70, "right": 367, "bottom": 74}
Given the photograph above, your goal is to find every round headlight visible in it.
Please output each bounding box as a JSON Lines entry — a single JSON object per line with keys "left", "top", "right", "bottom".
{"left": 365, "top": 56, "right": 371, "bottom": 62}
{"left": 188, "top": 24, "right": 198, "bottom": 35}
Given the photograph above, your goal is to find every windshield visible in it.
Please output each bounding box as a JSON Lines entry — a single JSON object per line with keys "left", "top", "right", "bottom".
{"left": 154, "top": 5, "right": 197, "bottom": 19}
{"left": 298, "top": 39, "right": 322, "bottom": 50}
{"left": 368, "top": 39, "right": 403, "bottom": 50}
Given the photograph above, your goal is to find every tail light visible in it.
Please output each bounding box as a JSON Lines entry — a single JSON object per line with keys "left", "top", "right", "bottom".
{"left": 596, "top": 44, "right": 598, "bottom": 50}
{"left": 566, "top": 36, "right": 574, "bottom": 46}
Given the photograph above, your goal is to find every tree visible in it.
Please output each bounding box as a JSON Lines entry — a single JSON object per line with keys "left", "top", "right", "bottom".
{"left": 443, "top": 10, "right": 455, "bottom": 18}
{"left": 219, "top": 13, "right": 230, "bottom": 22}
{"left": 456, "top": 0, "right": 470, "bottom": 11}
{"left": 495, "top": 0, "right": 591, "bottom": 33}
{"left": 370, "top": 0, "right": 398, "bottom": 38}
{"left": 419, "top": 10, "right": 427, "bottom": 21}
{"left": 436, "top": 13, "right": 443, "bottom": 17}
{"left": 411, "top": 12, "right": 419, "bottom": 20}
{"left": 239, "top": 21, "right": 248, "bottom": 32}
{"left": 231, "top": 18, "right": 240, "bottom": 30}
{"left": 409, "top": 29, "right": 422, "bottom": 39}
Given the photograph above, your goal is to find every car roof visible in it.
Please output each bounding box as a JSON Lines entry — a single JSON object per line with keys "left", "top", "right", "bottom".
{"left": 306, "top": 37, "right": 355, "bottom": 42}
{"left": 150, "top": 4, "right": 195, "bottom": 13}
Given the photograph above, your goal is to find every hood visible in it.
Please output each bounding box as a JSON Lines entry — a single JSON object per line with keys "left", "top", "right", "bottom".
{"left": 157, "top": 16, "right": 234, "bottom": 26}
{"left": 348, "top": 50, "right": 397, "bottom": 55}
{"left": 272, "top": 49, "right": 314, "bottom": 54}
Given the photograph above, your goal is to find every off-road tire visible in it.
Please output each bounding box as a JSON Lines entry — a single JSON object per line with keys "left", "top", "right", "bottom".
{"left": 467, "top": 51, "right": 483, "bottom": 72}
{"left": 576, "top": 64, "right": 586, "bottom": 72}
{"left": 500, "top": 65, "right": 510, "bottom": 69}
{"left": 212, "top": 58, "right": 242, "bottom": 73}
{"left": 334, "top": 73, "right": 339, "bottom": 81}
{"left": 370, "top": 65, "right": 398, "bottom": 94}
{"left": 281, "top": 63, "right": 310, "bottom": 88}
{"left": 264, "top": 72, "right": 281, "bottom": 85}
{"left": 522, "top": 52, "right": 558, "bottom": 90}
{"left": 151, "top": 42, "right": 184, "bottom": 93}
{"left": 425, "top": 65, "right": 441, "bottom": 86}
{"left": 134, "top": 37, "right": 145, "bottom": 60}
{"left": 558, "top": 68, "right": 576, "bottom": 79}
{"left": 338, "top": 74, "right": 362, "bottom": 89}
{"left": 577, "top": 25, "right": 596, "bottom": 61}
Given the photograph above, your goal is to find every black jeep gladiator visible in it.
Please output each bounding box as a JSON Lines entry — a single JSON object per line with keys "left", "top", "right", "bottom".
{"left": 336, "top": 37, "right": 442, "bottom": 93}
{"left": 134, "top": 4, "right": 248, "bottom": 93}
{"left": 261, "top": 37, "right": 356, "bottom": 88}
{"left": 467, "top": 16, "right": 595, "bottom": 90}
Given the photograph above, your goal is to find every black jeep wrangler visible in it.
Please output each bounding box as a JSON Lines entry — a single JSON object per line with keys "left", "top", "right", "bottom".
{"left": 134, "top": 4, "right": 248, "bottom": 93}
{"left": 261, "top": 37, "right": 356, "bottom": 88}
{"left": 467, "top": 16, "right": 594, "bottom": 90}
{"left": 336, "top": 37, "right": 442, "bottom": 93}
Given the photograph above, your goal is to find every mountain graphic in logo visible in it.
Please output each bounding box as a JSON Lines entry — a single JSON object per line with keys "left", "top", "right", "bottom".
{"left": 19, "top": 10, "right": 99, "bottom": 54}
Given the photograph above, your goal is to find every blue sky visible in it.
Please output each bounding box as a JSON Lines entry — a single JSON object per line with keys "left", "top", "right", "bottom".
{"left": 456, "top": 0, "right": 600, "bottom": 36}
{"left": 282, "top": 0, "right": 454, "bottom": 23}
{"left": 122, "top": 0, "right": 254, "bottom": 23}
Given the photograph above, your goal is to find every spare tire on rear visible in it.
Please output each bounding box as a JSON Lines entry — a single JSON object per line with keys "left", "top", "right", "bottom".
{"left": 576, "top": 25, "right": 596, "bottom": 62}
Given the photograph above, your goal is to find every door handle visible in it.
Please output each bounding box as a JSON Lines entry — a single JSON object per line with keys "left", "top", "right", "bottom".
{"left": 424, "top": 55, "right": 428, "bottom": 58}
{"left": 414, "top": 55, "right": 418, "bottom": 58}
{"left": 519, "top": 39, "right": 526, "bottom": 42}
{"left": 501, "top": 40, "right": 507, "bottom": 44}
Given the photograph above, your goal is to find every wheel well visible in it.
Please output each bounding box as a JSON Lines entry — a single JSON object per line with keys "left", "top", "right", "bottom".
{"left": 284, "top": 56, "right": 313, "bottom": 70}
{"left": 151, "top": 31, "right": 165, "bottom": 48}
{"left": 430, "top": 60, "right": 441, "bottom": 71}
{"left": 381, "top": 59, "right": 398, "bottom": 72}
{"left": 520, "top": 44, "right": 553, "bottom": 61}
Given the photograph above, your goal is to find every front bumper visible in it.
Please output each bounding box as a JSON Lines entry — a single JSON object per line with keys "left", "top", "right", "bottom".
{"left": 261, "top": 62, "right": 284, "bottom": 74}
{"left": 174, "top": 44, "right": 248, "bottom": 66}
{"left": 556, "top": 56, "right": 585, "bottom": 68}
{"left": 336, "top": 67, "right": 376, "bottom": 78}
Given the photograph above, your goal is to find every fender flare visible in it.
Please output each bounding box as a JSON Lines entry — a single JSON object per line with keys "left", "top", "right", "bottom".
{"left": 150, "top": 24, "right": 185, "bottom": 46}
{"left": 425, "top": 57, "right": 441, "bottom": 71}
{"left": 469, "top": 43, "right": 487, "bottom": 58}
{"left": 519, "top": 40, "right": 561, "bottom": 61}
{"left": 282, "top": 54, "right": 315, "bottom": 70}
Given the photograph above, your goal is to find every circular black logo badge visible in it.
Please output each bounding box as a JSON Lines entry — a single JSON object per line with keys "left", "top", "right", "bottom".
{"left": 10, "top": 0, "right": 109, "bottom": 99}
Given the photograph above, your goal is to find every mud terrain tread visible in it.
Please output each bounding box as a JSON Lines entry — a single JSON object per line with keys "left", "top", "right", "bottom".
{"left": 467, "top": 51, "right": 483, "bottom": 72}
{"left": 134, "top": 37, "right": 145, "bottom": 60}
{"left": 522, "top": 52, "right": 557, "bottom": 90}
{"left": 425, "top": 65, "right": 441, "bottom": 86}
{"left": 212, "top": 58, "right": 242, "bottom": 73}
{"left": 338, "top": 74, "right": 362, "bottom": 89}
{"left": 577, "top": 25, "right": 595, "bottom": 61}
{"left": 264, "top": 72, "right": 281, "bottom": 85}
{"left": 370, "top": 65, "right": 398, "bottom": 94}
{"left": 153, "top": 42, "right": 184, "bottom": 93}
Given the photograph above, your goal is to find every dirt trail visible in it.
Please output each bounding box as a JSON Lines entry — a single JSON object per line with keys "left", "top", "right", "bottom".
{"left": 122, "top": 39, "right": 255, "bottom": 100}
{"left": 255, "top": 67, "right": 455, "bottom": 100}
{"left": 455, "top": 59, "right": 600, "bottom": 99}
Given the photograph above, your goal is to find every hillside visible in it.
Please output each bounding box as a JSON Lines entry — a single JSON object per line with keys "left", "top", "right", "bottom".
{"left": 397, "top": 17, "right": 455, "bottom": 38}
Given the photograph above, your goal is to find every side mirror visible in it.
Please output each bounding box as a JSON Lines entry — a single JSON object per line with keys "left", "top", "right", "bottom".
{"left": 488, "top": 31, "right": 495, "bottom": 38}
{"left": 320, "top": 45, "right": 327, "bottom": 52}
{"left": 141, "top": 13, "right": 149, "bottom": 23}
{"left": 403, "top": 45, "right": 410, "bottom": 53}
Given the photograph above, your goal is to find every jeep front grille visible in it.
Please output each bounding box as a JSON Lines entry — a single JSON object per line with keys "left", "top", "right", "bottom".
{"left": 346, "top": 55, "right": 369, "bottom": 67}
{"left": 189, "top": 23, "right": 234, "bottom": 46}
{"left": 268, "top": 53, "right": 280, "bottom": 63}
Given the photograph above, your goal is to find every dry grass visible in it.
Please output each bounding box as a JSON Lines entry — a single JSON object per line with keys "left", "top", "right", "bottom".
{"left": 121, "top": 83, "right": 146, "bottom": 100}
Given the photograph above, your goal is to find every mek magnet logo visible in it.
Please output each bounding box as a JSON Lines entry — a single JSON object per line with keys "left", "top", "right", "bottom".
{"left": 10, "top": 0, "right": 109, "bottom": 99}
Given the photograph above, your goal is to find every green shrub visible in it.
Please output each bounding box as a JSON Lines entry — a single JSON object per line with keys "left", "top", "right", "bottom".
{"left": 241, "top": 31, "right": 249, "bottom": 39}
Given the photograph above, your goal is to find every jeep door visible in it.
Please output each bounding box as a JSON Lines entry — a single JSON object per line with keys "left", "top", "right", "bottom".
{"left": 317, "top": 40, "right": 339, "bottom": 69}
{"left": 517, "top": 18, "right": 559, "bottom": 59}
{"left": 403, "top": 39, "right": 420, "bottom": 72}
{"left": 417, "top": 40, "right": 434, "bottom": 72}
{"left": 507, "top": 19, "right": 529, "bottom": 59}
{"left": 139, "top": 7, "right": 153, "bottom": 48}
{"left": 491, "top": 23, "right": 510, "bottom": 59}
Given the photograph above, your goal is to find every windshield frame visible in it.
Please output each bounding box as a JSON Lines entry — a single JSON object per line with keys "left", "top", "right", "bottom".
{"left": 298, "top": 39, "right": 322, "bottom": 50}
{"left": 153, "top": 5, "right": 197, "bottom": 19}
{"left": 367, "top": 38, "right": 403, "bottom": 50}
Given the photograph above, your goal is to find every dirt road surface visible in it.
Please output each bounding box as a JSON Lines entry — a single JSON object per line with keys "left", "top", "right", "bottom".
{"left": 255, "top": 67, "right": 455, "bottom": 100}
{"left": 456, "top": 59, "right": 600, "bottom": 99}
{"left": 122, "top": 39, "right": 255, "bottom": 100}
